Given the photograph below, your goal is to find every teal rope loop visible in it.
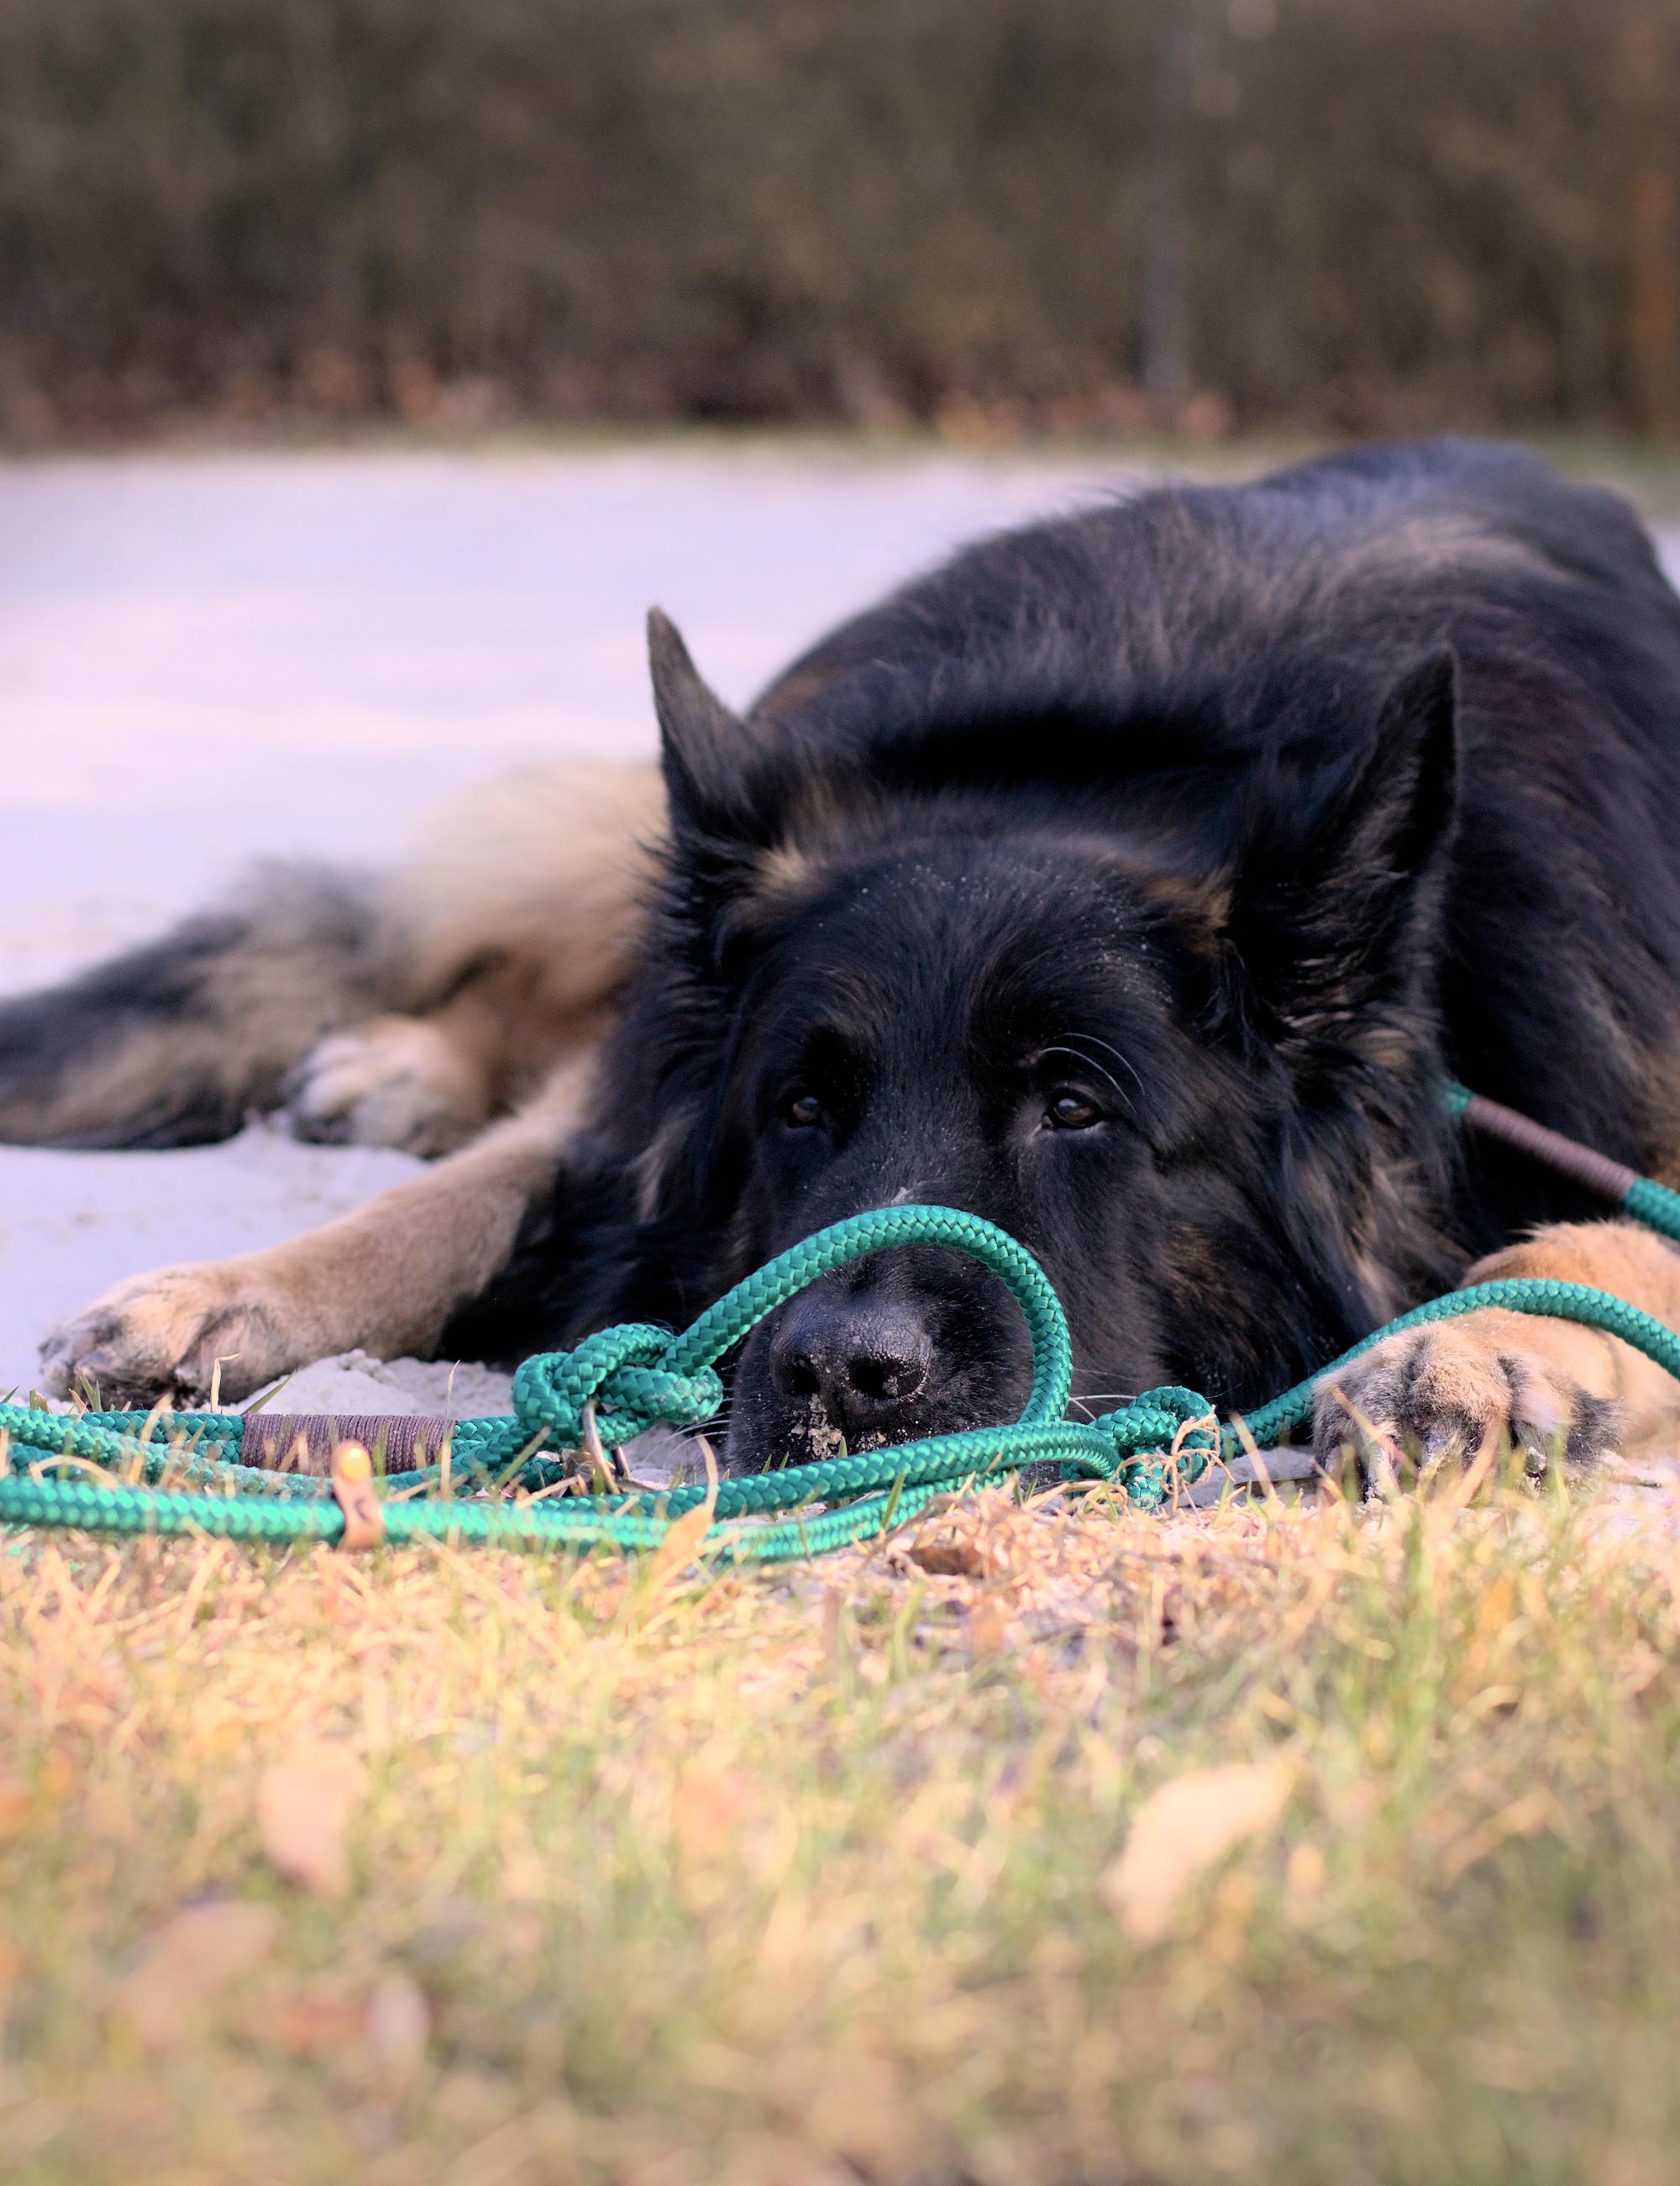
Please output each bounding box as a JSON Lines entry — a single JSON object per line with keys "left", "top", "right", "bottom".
{"left": 6, "top": 1095, "right": 1680, "bottom": 1559}
{"left": 509, "top": 1325, "right": 724, "bottom": 1453}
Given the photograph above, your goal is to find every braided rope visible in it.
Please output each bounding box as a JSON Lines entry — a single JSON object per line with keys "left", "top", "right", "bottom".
{"left": 4, "top": 1092, "right": 1680, "bottom": 1560}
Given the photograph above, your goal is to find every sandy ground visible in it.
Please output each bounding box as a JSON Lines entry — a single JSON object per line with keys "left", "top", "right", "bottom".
{"left": 0, "top": 444, "right": 1130, "bottom": 1396}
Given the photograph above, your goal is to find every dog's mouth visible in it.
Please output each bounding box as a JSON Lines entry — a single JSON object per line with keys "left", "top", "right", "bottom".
{"left": 718, "top": 1399, "right": 964, "bottom": 1478}
{"left": 738, "top": 1402, "right": 908, "bottom": 1470}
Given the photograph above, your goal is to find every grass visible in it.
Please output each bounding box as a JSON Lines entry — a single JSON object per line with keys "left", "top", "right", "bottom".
{"left": 3, "top": 1474, "right": 1680, "bottom": 2185}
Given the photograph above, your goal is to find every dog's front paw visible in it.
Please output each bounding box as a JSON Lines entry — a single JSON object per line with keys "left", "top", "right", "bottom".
{"left": 1312, "top": 1308, "right": 1620, "bottom": 1481}
{"left": 38, "top": 1264, "right": 289, "bottom": 1407}
{"left": 283, "top": 1017, "right": 488, "bottom": 1158}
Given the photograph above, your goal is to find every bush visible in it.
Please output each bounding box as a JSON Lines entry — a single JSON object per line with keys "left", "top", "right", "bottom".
{"left": 0, "top": 0, "right": 1673, "bottom": 439}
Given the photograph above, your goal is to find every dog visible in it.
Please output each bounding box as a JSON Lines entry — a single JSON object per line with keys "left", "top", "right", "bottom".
{"left": 8, "top": 438, "right": 1680, "bottom": 1476}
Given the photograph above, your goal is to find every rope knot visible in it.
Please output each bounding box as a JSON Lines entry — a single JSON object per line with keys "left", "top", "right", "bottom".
{"left": 1084, "top": 1384, "right": 1220, "bottom": 1506}
{"left": 510, "top": 1325, "right": 723, "bottom": 1453}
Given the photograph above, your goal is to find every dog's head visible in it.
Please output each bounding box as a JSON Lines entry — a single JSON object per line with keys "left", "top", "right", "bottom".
{"left": 637, "top": 612, "right": 1462, "bottom": 1470}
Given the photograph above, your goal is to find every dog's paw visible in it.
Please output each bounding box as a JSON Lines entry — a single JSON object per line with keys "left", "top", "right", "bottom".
{"left": 283, "top": 1017, "right": 488, "bottom": 1158}
{"left": 37, "top": 1264, "right": 289, "bottom": 1408}
{"left": 1312, "top": 1307, "right": 1620, "bottom": 1482}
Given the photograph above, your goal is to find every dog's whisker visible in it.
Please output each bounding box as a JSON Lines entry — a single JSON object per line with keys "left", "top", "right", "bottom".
{"left": 1068, "top": 1392, "right": 1139, "bottom": 1418}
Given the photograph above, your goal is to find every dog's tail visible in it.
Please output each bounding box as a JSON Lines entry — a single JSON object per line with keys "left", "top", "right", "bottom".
{"left": 0, "top": 863, "right": 389, "bottom": 1148}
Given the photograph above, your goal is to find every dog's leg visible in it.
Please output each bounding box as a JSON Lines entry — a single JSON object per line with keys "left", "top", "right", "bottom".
{"left": 278, "top": 762, "right": 664, "bottom": 1156}
{"left": 0, "top": 759, "right": 663, "bottom": 1155}
{"left": 0, "top": 866, "right": 384, "bottom": 1149}
{"left": 281, "top": 1003, "right": 504, "bottom": 1158}
{"left": 1313, "top": 1219, "right": 1680, "bottom": 1474}
{"left": 37, "top": 1059, "right": 593, "bottom": 1407}
{"left": 283, "top": 971, "right": 612, "bottom": 1159}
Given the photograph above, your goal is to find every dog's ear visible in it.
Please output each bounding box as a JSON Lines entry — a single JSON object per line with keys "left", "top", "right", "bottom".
{"left": 1231, "top": 649, "right": 1459, "bottom": 1067}
{"left": 647, "top": 608, "right": 752, "bottom": 838}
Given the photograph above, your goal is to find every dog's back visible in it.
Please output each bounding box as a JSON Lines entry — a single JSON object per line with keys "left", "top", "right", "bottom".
{"left": 738, "top": 439, "right": 1680, "bottom": 1176}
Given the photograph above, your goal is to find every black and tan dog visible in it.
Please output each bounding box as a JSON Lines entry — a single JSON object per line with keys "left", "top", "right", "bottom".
{"left": 8, "top": 439, "right": 1680, "bottom": 1474}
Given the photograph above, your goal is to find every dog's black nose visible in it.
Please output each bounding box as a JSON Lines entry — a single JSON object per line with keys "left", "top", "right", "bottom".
{"left": 769, "top": 1293, "right": 934, "bottom": 1441}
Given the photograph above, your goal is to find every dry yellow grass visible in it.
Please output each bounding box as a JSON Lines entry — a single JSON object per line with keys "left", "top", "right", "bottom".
{"left": 4, "top": 1475, "right": 1680, "bottom": 2184}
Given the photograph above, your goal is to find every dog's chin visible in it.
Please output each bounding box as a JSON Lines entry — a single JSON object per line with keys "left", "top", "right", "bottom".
{"left": 719, "top": 1406, "right": 932, "bottom": 1475}
{"left": 721, "top": 1406, "right": 859, "bottom": 1474}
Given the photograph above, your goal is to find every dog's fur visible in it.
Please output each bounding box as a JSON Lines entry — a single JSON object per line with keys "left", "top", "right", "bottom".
{"left": 11, "top": 439, "right": 1680, "bottom": 1475}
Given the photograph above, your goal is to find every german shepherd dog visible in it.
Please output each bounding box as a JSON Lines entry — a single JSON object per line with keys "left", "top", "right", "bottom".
{"left": 9, "top": 439, "right": 1680, "bottom": 1474}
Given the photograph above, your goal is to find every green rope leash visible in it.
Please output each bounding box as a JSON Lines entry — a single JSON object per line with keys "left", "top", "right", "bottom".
{"left": 4, "top": 1083, "right": 1680, "bottom": 1559}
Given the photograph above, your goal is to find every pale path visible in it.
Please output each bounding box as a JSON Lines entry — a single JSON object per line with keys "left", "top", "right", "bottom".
{"left": 0, "top": 446, "right": 1125, "bottom": 1390}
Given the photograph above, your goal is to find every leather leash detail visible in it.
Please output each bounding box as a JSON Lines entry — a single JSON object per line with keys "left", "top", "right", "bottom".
{"left": 243, "top": 1412, "right": 453, "bottom": 1475}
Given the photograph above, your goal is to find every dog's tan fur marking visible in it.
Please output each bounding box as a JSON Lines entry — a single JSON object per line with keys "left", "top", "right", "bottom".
{"left": 39, "top": 1059, "right": 596, "bottom": 1406}
{"left": 1460, "top": 1222, "right": 1680, "bottom": 1448}
{"left": 385, "top": 760, "right": 663, "bottom": 1022}
{"left": 286, "top": 1013, "right": 499, "bottom": 1155}
{"left": 286, "top": 975, "right": 615, "bottom": 1156}
{"left": 279, "top": 759, "right": 662, "bottom": 1153}
{"left": 750, "top": 838, "right": 822, "bottom": 907}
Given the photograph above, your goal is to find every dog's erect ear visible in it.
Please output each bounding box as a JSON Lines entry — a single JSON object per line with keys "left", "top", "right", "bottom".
{"left": 648, "top": 608, "right": 752, "bottom": 836}
{"left": 1311, "top": 647, "right": 1458, "bottom": 905}
{"left": 1233, "top": 648, "right": 1459, "bottom": 1065}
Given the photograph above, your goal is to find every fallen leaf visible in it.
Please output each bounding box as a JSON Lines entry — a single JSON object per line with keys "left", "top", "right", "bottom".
{"left": 676, "top": 1762, "right": 757, "bottom": 1864}
{"left": 908, "top": 1537, "right": 986, "bottom": 1578}
{"left": 967, "top": 1598, "right": 1016, "bottom": 1653}
{"left": 261, "top": 1987, "right": 365, "bottom": 2058}
{"left": 1438, "top": 1785, "right": 1555, "bottom": 1883}
{"left": 112, "top": 1900, "right": 280, "bottom": 2049}
{"left": 1285, "top": 1839, "right": 1326, "bottom": 1910}
{"left": 1617, "top": 1642, "right": 1664, "bottom": 1699}
{"left": 366, "top": 1968, "right": 431, "bottom": 2085}
{"left": 256, "top": 1741, "right": 367, "bottom": 1895}
{"left": 1103, "top": 1759, "right": 1294, "bottom": 1945}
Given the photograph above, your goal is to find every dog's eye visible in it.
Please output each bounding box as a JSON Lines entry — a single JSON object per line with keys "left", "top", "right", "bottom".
{"left": 780, "top": 1089, "right": 825, "bottom": 1129}
{"left": 1044, "top": 1090, "right": 1102, "bottom": 1132}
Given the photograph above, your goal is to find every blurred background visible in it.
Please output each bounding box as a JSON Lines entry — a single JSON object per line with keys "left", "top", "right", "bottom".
{"left": 3, "top": 0, "right": 1679, "bottom": 1384}
{"left": 2, "top": 0, "right": 1677, "bottom": 450}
